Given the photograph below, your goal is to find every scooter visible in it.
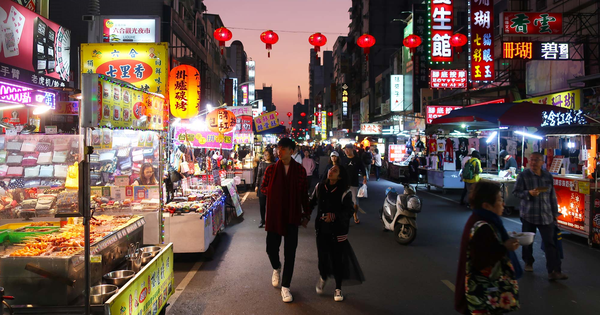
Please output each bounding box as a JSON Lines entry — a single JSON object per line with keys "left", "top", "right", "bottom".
{"left": 380, "top": 183, "right": 422, "bottom": 245}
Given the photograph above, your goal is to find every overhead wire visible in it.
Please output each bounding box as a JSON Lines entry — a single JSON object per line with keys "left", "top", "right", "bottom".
{"left": 227, "top": 26, "right": 346, "bottom": 35}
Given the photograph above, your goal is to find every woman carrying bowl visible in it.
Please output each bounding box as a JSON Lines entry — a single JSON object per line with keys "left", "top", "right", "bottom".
{"left": 455, "top": 180, "right": 522, "bottom": 315}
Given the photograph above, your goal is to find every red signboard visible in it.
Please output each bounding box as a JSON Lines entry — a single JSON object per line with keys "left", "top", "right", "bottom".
{"left": 0, "top": 0, "right": 70, "bottom": 87}
{"left": 430, "top": 0, "right": 453, "bottom": 63}
{"left": 470, "top": 0, "right": 494, "bottom": 81}
{"left": 429, "top": 70, "right": 467, "bottom": 89}
{"left": 426, "top": 105, "right": 462, "bottom": 124}
{"left": 470, "top": 98, "right": 505, "bottom": 106}
{"left": 502, "top": 12, "right": 563, "bottom": 35}
{"left": 388, "top": 144, "right": 407, "bottom": 163}
{"left": 554, "top": 177, "right": 585, "bottom": 232}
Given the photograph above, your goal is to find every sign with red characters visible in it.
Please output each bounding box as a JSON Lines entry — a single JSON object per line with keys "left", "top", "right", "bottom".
{"left": 429, "top": 69, "right": 467, "bottom": 88}
{"left": 426, "top": 105, "right": 463, "bottom": 124}
{"left": 470, "top": 0, "right": 494, "bottom": 81}
{"left": 360, "top": 123, "right": 382, "bottom": 135}
{"left": 502, "top": 12, "right": 563, "bottom": 36}
{"left": 430, "top": 0, "right": 454, "bottom": 62}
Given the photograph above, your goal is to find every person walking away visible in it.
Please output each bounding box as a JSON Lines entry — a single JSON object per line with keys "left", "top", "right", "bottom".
{"left": 463, "top": 150, "right": 483, "bottom": 207}
{"left": 302, "top": 150, "right": 316, "bottom": 191}
{"left": 310, "top": 165, "right": 365, "bottom": 302}
{"left": 460, "top": 148, "right": 476, "bottom": 205}
{"left": 361, "top": 146, "right": 373, "bottom": 181}
{"left": 292, "top": 147, "right": 303, "bottom": 164}
{"left": 255, "top": 149, "right": 275, "bottom": 228}
{"left": 372, "top": 148, "right": 382, "bottom": 181}
{"left": 342, "top": 144, "right": 368, "bottom": 224}
{"left": 261, "top": 138, "right": 311, "bottom": 302}
{"left": 455, "top": 180, "right": 521, "bottom": 315}
{"left": 512, "top": 152, "right": 567, "bottom": 280}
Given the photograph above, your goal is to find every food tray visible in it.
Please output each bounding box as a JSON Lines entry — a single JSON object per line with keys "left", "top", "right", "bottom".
{"left": 8, "top": 227, "right": 61, "bottom": 244}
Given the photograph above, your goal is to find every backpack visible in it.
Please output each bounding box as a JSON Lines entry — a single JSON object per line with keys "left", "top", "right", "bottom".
{"left": 463, "top": 158, "right": 479, "bottom": 180}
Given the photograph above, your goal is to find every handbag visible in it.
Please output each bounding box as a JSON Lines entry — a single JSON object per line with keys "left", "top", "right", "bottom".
{"left": 52, "top": 151, "right": 68, "bottom": 163}
{"left": 7, "top": 166, "right": 23, "bottom": 177}
{"left": 465, "top": 221, "right": 520, "bottom": 313}
{"left": 65, "top": 162, "right": 79, "bottom": 189}
{"left": 6, "top": 141, "right": 22, "bottom": 151}
{"left": 6, "top": 154, "right": 23, "bottom": 165}
{"left": 39, "top": 165, "right": 54, "bottom": 177}
{"left": 21, "top": 141, "right": 37, "bottom": 152}
{"left": 35, "top": 142, "right": 52, "bottom": 152}
{"left": 99, "top": 150, "right": 117, "bottom": 162}
{"left": 54, "top": 165, "right": 68, "bottom": 178}
{"left": 24, "top": 166, "right": 40, "bottom": 178}
{"left": 37, "top": 152, "right": 52, "bottom": 164}
{"left": 0, "top": 150, "right": 6, "bottom": 164}
{"left": 22, "top": 152, "right": 39, "bottom": 166}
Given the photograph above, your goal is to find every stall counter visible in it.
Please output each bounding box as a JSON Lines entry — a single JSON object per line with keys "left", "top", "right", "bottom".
{"left": 479, "top": 174, "right": 519, "bottom": 212}
{"left": 426, "top": 169, "right": 462, "bottom": 192}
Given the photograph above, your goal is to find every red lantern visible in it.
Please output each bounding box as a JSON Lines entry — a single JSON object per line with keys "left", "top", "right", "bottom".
{"left": 403, "top": 34, "right": 422, "bottom": 54}
{"left": 260, "top": 30, "right": 279, "bottom": 58}
{"left": 449, "top": 33, "right": 468, "bottom": 56}
{"left": 288, "top": 121, "right": 292, "bottom": 125}
{"left": 287, "top": 112, "right": 292, "bottom": 117}
{"left": 300, "top": 112, "right": 306, "bottom": 117}
{"left": 327, "top": 112, "right": 333, "bottom": 117}
{"left": 357, "top": 34, "right": 376, "bottom": 61}
{"left": 308, "top": 32, "right": 327, "bottom": 58}
{"left": 280, "top": 121, "right": 284, "bottom": 125}
{"left": 275, "top": 112, "right": 279, "bottom": 116}
{"left": 308, "top": 120, "right": 312, "bottom": 124}
{"left": 214, "top": 27, "right": 233, "bottom": 55}
{"left": 298, "top": 121, "right": 302, "bottom": 124}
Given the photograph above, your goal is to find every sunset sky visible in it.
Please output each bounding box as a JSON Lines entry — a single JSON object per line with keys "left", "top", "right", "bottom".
{"left": 204, "top": 0, "right": 351, "bottom": 114}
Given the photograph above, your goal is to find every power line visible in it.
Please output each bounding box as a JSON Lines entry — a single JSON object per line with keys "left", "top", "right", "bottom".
{"left": 227, "top": 26, "right": 346, "bottom": 35}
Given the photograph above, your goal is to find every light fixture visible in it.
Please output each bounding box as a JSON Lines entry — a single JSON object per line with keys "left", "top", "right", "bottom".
{"left": 486, "top": 131, "right": 497, "bottom": 143}
{"left": 206, "top": 104, "right": 213, "bottom": 112}
{"left": 69, "top": 93, "right": 82, "bottom": 100}
{"left": 32, "top": 106, "right": 51, "bottom": 115}
{"left": 0, "top": 104, "right": 25, "bottom": 111}
{"left": 461, "top": 124, "right": 466, "bottom": 128}
{"left": 514, "top": 130, "right": 543, "bottom": 140}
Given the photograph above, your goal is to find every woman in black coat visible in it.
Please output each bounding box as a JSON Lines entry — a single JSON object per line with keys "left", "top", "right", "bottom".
{"left": 310, "top": 164, "right": 365, "bottom": 302}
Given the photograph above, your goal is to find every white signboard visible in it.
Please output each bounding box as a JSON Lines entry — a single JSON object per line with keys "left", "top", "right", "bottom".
{"left": 360, "top": 123, "right": 383, "bottom": 135}
{"left": 102, "top": 19, "right": 158, "bottom": 43}
{"left": 391, "top": 75, "right": 404, "bottom": 112}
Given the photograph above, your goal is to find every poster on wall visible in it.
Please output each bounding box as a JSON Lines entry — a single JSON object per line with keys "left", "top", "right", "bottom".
{"left": 81, "top": 42, "right": 169, "bottom": 94}
{"left": 0, "top": 0, "right": 71, "bottom": 87}
{"left": 470, "top": 0, "right": 494, "bottom": 81}
{"left": 554, "top": 177, "right": 586, "bottom": 232}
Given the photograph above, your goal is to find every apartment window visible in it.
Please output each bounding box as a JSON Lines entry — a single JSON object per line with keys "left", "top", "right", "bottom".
{"left": 536, "top": 0, "right": 547, "bottom": 11}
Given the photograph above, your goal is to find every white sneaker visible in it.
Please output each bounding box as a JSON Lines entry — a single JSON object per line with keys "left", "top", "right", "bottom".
{"left": 334, "top": 289, "right": 344, "bottom": 302}
{"left": 316, "top": 277, "right": 326, "bottom": 294}
{"left": 272, "top": 268, "right": 281, "bottom": 287}
{"left": 281, "top": 287, "right": 293, "bottom": 303}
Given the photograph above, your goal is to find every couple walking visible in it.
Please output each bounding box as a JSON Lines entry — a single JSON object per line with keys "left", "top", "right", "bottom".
{"left": 260, "top": 138, "right": 365, "bottom": 303}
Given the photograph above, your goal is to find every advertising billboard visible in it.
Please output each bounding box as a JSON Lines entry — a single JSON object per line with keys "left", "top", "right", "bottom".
{"left": 0, "top": 0, "right": 70, "bottom": 87}
{"left": 502, "top": 12, "right": 563, "bottom": 36}
{"left": 360, "top": 123, "right": 382, "bottom": 135}
{"left": 470, "top": 0, "right": 494, "bottom": 81}
{"left": 390, "top": 75, "right": 403, "bottom": 112}
{"left": 81, "top": 42, "right": 169, "bottom": 94}
{"left": 426, "top": 105, "right": 463, "bottom": 124}
{"left": 102, "top": 18, "right": 158, "bottom": 43}
{"left": 429, "top": 0, "right": 454, "bottom": 63}
{"left": 429, "top": 70, "right": 467, "bottom": 89}
{"left": 503, "top": 42, "right": 569, "bottom": 60}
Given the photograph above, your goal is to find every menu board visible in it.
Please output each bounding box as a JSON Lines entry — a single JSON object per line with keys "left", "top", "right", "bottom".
{"left": 548, "top": 157, "right": 564, "bottom": 174}
{"left": 99, "top": 78, "right": 166, "bottom": 131}
{"left": 554, "top": 177, "right": 586, "bottom": 232}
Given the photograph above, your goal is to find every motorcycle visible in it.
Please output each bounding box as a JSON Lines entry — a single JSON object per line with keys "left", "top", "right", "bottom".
{"left": 380, "top": 183, "right": 422, "bottom": 245}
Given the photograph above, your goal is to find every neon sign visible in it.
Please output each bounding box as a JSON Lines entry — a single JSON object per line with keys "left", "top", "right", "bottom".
{"left": 429, "top": 0, "right": 454, "bottom": 63}
{"left": 0, "top": 81, "right": 55, "bottom": 108}
{"left": 541, "top": 109, "right": 587, "bottom": 127}
{"left": 470, "top": 0, "right": 494, "bottom": 81}
{"left": 429, "top": 70, "right": 467, "bottom": 88}
{"left": 342, "top": 84, "right": 348, "bottom": 118}
{"left": 502, "top": 42, "right": 569, "bottom": 60}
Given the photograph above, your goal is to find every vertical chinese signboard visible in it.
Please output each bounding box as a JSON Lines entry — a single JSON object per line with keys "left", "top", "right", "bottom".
{"left": 390, "top": 75, "right": 404, "bottom": 112}
{"left": 470, "top": 0, "right": 494, "bottom": 81}
{"left": 429, "top": 0, "right": 453, "bottom": 63}
{"left": 342, "top": 84, "right": 349, "bottom": 118}
{"left": 502, "top": 12, "right": 563, "bottom": 35}
{"left": 413, "top": 4, "right": 429, "bottom": 110}
{"left": 321, "top": 110, "right": 327, "bottom": 140}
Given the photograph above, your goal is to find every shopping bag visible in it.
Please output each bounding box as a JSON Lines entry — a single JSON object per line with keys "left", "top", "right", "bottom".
{"left": 65, "top": 162, "right": 79, "bottom": 189}
{"left": 357, "top": 184, "right": 368, "bottom": 198}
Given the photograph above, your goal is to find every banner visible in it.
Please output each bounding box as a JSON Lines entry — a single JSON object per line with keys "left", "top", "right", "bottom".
{"left": 108, "top": 245, "right": 174, "bottom": 315}
{"left": 81, "top": 42, "right": 169, "bottom": 94}
{"left": 225, "top": 106, "right": 252, "bottom": 117}
{"left": 173, "top": 127, "right": 234, "bottom": 149}
{"left": 516, "top": 89, "right": 581, "bottom": 110}
{"left": 0, "top": 0, "right": 70, "bottom": 87}
{"left": 502, "top": 12, "right": 563, "bottom": 36}
{"left": 470, "top": 0, "right": 494, "bottom": 81}
{"left": 253, "top": 110, "right": 279, "bottom": 132}
{"left": 554, "top": 177, "right": 586, "bottom": 232}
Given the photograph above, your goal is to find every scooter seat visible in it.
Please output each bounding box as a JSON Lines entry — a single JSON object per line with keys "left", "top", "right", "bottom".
{"left": 386, "top": 192, "right": 398, "bottom": 205}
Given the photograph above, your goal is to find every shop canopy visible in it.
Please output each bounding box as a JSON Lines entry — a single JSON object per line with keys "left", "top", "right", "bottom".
{"left": 430, "top": 102, "right": 571, "bottom": 128}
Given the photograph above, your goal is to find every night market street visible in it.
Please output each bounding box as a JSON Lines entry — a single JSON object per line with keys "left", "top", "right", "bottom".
{"left": 166, "top": 178, "right": 600, "bottom": 315}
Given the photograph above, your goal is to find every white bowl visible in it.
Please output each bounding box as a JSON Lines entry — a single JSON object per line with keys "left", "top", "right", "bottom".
{"left": 510, "top": 232, "right": 535, "bottom": 246}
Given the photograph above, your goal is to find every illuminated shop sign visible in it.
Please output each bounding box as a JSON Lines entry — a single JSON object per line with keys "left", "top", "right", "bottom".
{"left": 470, "top": 0, "right": 494, "bottom": 81}
{"left": 360, "top": 123, "right": 383, "bottom": 135}
{"left": 390, "top": 75, "right": 404, "bottom": 112}
{"left": 541, "top": 109, "right": 587, "bottom": 127}
{"left": 426, "top": 105, "right": 462, "bottom": 124}
{"left": 429, "top": 70, "right": 467, "bottom": 89}
{"left": 503, "top": 42, "right": 569, "bottom": 60}
{"left": 102, "top": 18, "right": 158, "bottom": 43}
{"left": 517, "top": 89, "right": 580, "bottom": 110}
{"left": 342, "top": 84, "right": 348, "bottom": 118}
{"left": 241, "top": 85, "right": 248, "bottom": 105}
{"left": 0, "top": 81, "right": 55, "bottom": 108}
{"left": 502, "top": 12, "right": 563, "bottom": 35}
{"left": 429, "top": 0, "right": 454, "bottom": 63}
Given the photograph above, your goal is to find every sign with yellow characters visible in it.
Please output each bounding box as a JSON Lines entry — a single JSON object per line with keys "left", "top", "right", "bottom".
{"left": 97, "top": 75, "right": 167, "bottom": 131}
{"left": 81, "top": 43, "right": 169, "bottom": 95}
{"left": 516, "top": 89, "right": 581, "bottom": 110}
{"left": 107, "top": 244, "right": 174, "bottom": 315}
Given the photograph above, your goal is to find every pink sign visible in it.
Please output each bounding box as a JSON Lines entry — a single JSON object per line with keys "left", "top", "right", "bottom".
{"left": 426, "top": 105, "right": 463, "bottom": 124}
{"left": 430, "top": 70, "right": 467, "bottom": 89}
{"left": 174, "top": 127, "right": 234, "bottom": 149}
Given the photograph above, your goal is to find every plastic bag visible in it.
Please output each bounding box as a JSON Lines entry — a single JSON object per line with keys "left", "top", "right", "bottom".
{"left": 357, "top": 184, "right": 368, "bottom": 198}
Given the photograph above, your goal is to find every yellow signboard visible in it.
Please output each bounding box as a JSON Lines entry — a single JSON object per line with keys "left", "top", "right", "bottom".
{"left": 108, "top": 244, "right": 174, "bottom": 315}
{"left": 81, "top": 43, "right": 169, "bottom": 95}
{"left": 516, "top": 89, "right": 581, "bottom": 110}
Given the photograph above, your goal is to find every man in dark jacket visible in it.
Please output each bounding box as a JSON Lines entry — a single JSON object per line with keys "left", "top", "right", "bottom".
{"left": 361, "top": 146, "right": 373, "bottom": 181}
{"left": 261, "top": 138, "right": 311, "bottom": 303}
{"left": 342, "top": 144, "right": 367, "bottom": 224}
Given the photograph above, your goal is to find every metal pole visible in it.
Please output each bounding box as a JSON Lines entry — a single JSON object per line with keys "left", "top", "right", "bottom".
{"left": 522, "top": 127, "right": 526, "bottom": 172}
{"left": 82, "top": 128, "right": 91, "bottom": 315}
{"left": 497, "top": 120, "right": 501, "bottom": 174}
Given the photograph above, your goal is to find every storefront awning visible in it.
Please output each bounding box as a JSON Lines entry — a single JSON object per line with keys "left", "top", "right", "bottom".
{"left": 537, "top": 125, "right": 600, "bottom": 136}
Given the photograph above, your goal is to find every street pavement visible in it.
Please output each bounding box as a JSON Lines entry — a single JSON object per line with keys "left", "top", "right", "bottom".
{"left": 166, "top": 176, "right": 600, "bottom": 315}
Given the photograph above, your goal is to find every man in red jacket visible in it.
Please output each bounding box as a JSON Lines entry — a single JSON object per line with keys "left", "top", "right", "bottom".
{"left": 261, "top": 138, "right": 311, "bottom": 303}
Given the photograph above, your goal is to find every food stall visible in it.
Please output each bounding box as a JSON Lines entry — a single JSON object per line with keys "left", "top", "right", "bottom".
{"left": 387, "top": 143, "right": 410, "bottom": 181}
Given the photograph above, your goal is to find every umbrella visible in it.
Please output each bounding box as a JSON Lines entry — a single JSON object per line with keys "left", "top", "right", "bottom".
{"left": 430, "top": 102, "right": 571, "bottom": 127}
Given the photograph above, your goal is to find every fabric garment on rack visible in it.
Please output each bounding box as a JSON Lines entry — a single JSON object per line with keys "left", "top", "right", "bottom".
{"left": 445, "top": 138, "right": 455, "bottom": 162}
{"left": 468, "top": 138, "right": 479, "bottom": 152}
{"left": 437, "top": 139, "right": 446, "bottom": 152}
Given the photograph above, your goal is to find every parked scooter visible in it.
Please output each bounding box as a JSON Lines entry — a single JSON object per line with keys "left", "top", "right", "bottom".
{"left": 380, "top": 183, "right": 422, "bottom": 245}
